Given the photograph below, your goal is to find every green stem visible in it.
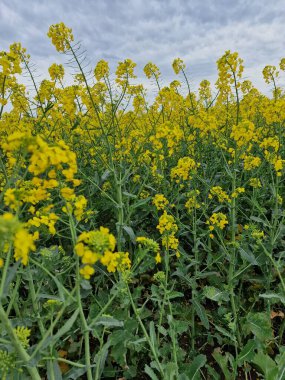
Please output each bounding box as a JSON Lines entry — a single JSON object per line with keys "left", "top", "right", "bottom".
{"left": 0, "top": 244, "right": 12, "bottom": 300}
{"left": 259, "top": 242, "right": 285, "bottom": 294}
{"left": 126, "top": 284, "right": 164, "bottom": 377}
{"left": 191, "top": 210, "right": 198, "bottom": 351}
{"left": 6, "top": 274, "right": 21, "bottom": 317}
{"left": 167, "top": 295, "right": 179, "bottom": 378}
{"left": 42, "top": 356, "right": 86, "bottom": 368}
{"left": 76, "top": 258, "right": 93, "bottom": 380}
{"left": 28, "top": 269, "right": 56, "bottom": 379}
{"left": 0, "top": 304, "right": 41, "bottom": 380}
{"left": 29, "top": 288, "right": 76, "bottom": 361}
{"left": 116, "top": 172, "right": 124, "bottom": 251}
{"left": 228, "top": 157, "right": 240, "bottom": 377}
{"left": 68, "top": 211, "right": 93, "bottom": 380}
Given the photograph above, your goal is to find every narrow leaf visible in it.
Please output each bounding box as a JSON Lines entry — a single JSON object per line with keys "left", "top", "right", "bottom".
{"left": 192, "top": 299, "right": 210, "bottom": 329}
{"left": 185, "top": 354, "right": 206, "bottom": 380}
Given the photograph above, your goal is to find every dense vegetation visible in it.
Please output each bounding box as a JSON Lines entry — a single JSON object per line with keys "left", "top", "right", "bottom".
{"left": 0, "top": 22, "right": 285, "bottom": 379}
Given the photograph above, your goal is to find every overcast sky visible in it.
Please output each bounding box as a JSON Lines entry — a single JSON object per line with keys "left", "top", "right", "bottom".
{"left": 1, "top": 0, "right": 285, "bottom": 96}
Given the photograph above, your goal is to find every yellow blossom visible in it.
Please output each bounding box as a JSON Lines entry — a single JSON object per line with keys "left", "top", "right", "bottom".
{"left": 153, "top": 194, "right": 169, "bottom": 210}
{"left": 47, "top": 22, "right": 74, "bottom": 52}
{"left": 13, "top": 229, "right": 38, "bottom": 265}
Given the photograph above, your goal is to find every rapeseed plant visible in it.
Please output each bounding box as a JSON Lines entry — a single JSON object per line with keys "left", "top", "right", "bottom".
{"left": 0, "top": 22, "right": 284, "bottom": 380}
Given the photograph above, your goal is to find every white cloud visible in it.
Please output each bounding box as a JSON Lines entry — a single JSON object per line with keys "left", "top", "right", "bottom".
{"left": 1, "top": 0, "right": 284, "bottom": 96}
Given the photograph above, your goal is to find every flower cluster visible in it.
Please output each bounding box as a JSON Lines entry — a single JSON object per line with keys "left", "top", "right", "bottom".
{"left": 207, "top": 212, "right": 229, "bottom": 238}
{"left": 152, "top": 194, "right": 169, "bottom": 210}
{"left": 209, "top": 186, "right": 230, "bottom": 203}
{"left": 75, "top": 227, "right": 130, "bottom": 279}
{"left": 185, "top": 190, "right": 201, "bottom": 212}
{"left": 171, "top": 157, "right": 199, "bottom": 183}
{"left": 157, "top": 211, "right": 179, "bottom": 251}
{"left": 0, "top": 213, "right": 38, "bottom": 266}
{"left": 47, "top": 22, "right": 74, "bottom": 52}
{"left": 136, "top": 236, "right": 161, "bottom": 263}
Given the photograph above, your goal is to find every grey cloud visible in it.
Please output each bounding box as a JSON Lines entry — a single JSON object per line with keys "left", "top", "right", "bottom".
{"left": 1, "top": 0, "right": 285, "bottom": 95}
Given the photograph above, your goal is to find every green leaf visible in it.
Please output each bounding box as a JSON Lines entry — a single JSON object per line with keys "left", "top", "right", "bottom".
{"left": 145, "top": 364, "right": 159, "bottom": 380}
{"left": 185, "top": 354, "right": 206, "bottom": 380}
{"left": 203, "top": 286, "right": 229, "bottom": 303}
{"left": 250, "top": 216, "right": 270, "bottom": 227}
{"left": 149, "top": 321, "right": 158, "bottom": 351}
{"left": 122, "top": 225, "right": 136, "bottom": 242}
{"left": 214, "top": 324, "right": 236, "bottom": 342}
{"left": 53, "top": 309, "right": 80, "bottom": 341}
{"left": 157, "top": 325, "right": 168, "bottom": 336}
{"left": 192, "top": 299, "right": 210, "bottom": 329}
{"left": 237, "top": 339, "right": 257, "bottom": 365}
{"left": 40, "top": 309, "right": 80, "bottom": 351}
{"left": 276, "top": 351, "right": 285, "bottom": 380}
{"left": 168, "top": 291, "right": 184, "bottom": 300}
{"left": 109, "top": 330, "right": 129, "bottom": 365}
{"left": 164, "top": 362, "right": 177, "bottom": 380}
{"left": 259, "top": 293, "right": 285, "bottom": 305}
{"left": 171, "top": 319, "right": 189, "bottom": 334}
{"left": 205, "top": 365, "right": 221, "bottom": 380}
{"left": 251, "top": 351, "right": 278, "bottom": 379}
{"left": 80, "top": 279, "right": 92, "bottom": 290}
{"left": 132, "top": 197, "right": 151, "bottom": 209}
{"left": 2, "top": 261, "right": 20, "bottom": 298}
{"left": 93, "top": 340, "right": 111, "bottom": 378}
{"left": 94, "top": 316, "right": 124, "bottom": 328}
{"left": 239, "top": 247, "right": 259, "bottom": 265}
{"left": 101, "top": 170, "right": 111, "bottom": 182}
{"left": 122, "top": 191, "right": 137, "bottom": 198}
{"left": 64, "top": 366, "right": 86, "bottom": 379}
{"left": 243, "top": 312, "right": 273, "bottom": 342}
{"left": 47, "top": 361, "right": 62, "bottom": 380}
{"left": 178, "top": 375, "right": 190, "bottom": 380}
{"left": 212, "top": 350, "right": 232, "bottom": 380}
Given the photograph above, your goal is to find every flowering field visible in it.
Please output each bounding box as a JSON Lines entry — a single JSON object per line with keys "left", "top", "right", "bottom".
{"left": 0, "top": 22, "right": 285, "bottom": 379}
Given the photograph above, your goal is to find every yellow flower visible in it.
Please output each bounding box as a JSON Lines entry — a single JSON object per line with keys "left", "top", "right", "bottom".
{"left": 162, "top": 234, "right": 179, "bottom": 250}
{"left": 172, "top": 58, "right": 185, "bottom": 74}
{"left": 48, "top": 63, "right": 64, "bottom": 80}
{"left": 243, "top": 155, "right": 261, "bottom": 170}
{"left": 171, "top": 157, "right": 199, "bottom": 182}
{"left": 115, "top": 59, "right": 137, "bottom": 86}
{"left": 157, "top": 211, "right": 178, "bottom": 235}
{"left": 94, "top": 60, "right": 109, "bottom": 81}
{"left": 252, "top": 230, "right": 265, "bottom": 240}
{"left": 13, "top": 229, "right": 38, "bottom": 265}
{"left": 249, "top": 178, "right": 261, "bottom": 188}
{"left": 47, "top": 23, "right": 74, "bottom": 52}
{"left": 231, "top": 187, "right": 245, "bottom": 199}
{"left": 207, "top": 213, "right": 228, "bottom": 231}
{"left": 100, "top": 251, "right": 131, "bottom": 273}
{"left": 28, "top": 212, "right": 58, "bottom": 235}
{"left": 262, "top": 65, "right": 278, "bottom": 84}
{"left": 4, "top": 188, "right": 22, "bottom": 210}
{"left": 61, "top": 187, "right": 75, "bottom": 200}
{"left": 144, "top": 62, "right": 160, "bottom": 79}
{"left": 136, "top": 237, "right": 160, "bottom": 253}
{"left": 0, "top": 213, "right": 20, "bottom": 238}
{"left": 153, "top": 194, "right": 169, "bottom": 210}
{"left": 155, "top": 252, "right": 162, "bottom": 264}
{"left": 14, "top": 326, "right": 31, "bottom": 348}
{"left": 209, "top": 186, "right": 230, "bottom": 203}
{"left": 230, "top": 120, "right": 256, "bottom": 148}
{"left": 74, "top": 195, "right": 87, "bottom": 221}
{"left": 75, "top": 227, "right": 118, "bottom": 279}
{"left": 80, "top": 265, "right": 95, "bottom": 280}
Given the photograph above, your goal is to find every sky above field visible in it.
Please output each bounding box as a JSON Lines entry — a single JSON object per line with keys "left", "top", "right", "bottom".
{"left": 1, "top": 0, "right": 285, "bottom": 95}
